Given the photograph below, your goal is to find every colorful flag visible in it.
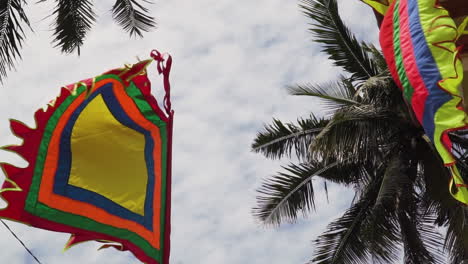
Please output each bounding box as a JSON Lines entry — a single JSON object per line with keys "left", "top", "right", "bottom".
{"left": 363, "top": 0, "right": 468, "bottom": 204}
{"left": 0, "top": 50, "right": 173, "bottom": 264}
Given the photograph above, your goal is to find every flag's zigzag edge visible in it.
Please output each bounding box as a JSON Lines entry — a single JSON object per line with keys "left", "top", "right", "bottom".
{"left": 0, "top": 59, "right": 171, "bottom": 264}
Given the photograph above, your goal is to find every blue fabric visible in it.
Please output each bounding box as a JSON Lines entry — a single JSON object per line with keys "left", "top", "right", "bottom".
{"left": 406, "top": 0, "right": 452, "bottom": 141}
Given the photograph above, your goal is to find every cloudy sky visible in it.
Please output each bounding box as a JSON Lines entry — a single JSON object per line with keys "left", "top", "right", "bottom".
{"left": 0, "top": 1, "right": 379, "bottom": 263}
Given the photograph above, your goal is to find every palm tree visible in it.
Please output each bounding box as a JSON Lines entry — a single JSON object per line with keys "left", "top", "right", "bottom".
{"left": 252, "top": 0, "right": 468, "bottom": 263}
{"left": 0, "top": 0, "right": 156, "bottom": 83}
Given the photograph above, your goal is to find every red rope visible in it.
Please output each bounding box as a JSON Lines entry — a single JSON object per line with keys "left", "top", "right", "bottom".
{"left": 150, "top": 50, "right": 173, "bottom": 115}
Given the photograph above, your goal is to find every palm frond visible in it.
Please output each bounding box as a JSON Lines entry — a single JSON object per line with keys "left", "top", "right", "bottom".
{"left": 252, "top": 115, "right": 328, "bottom": 160}
{"left": 0, "top": 0, "right": 30, "bottom": 83}
{"left": 299, "top": 0, "right": 380, "bottom": 82}
{"left": 311, "top": 177, "right": 383, "bottom": 264}
{"left": 373, "top": 152, "right": 405, "bottom": 210}
{"left": 112, "top": 0, "right": 156, "bottom": 37}
{"left": 361, "top": 42, "right": 388, "bottom": 74}
{"left": 253, "top": 161, "right": 339, "bottom": 226}
{"left": 361, "top": 207, "right": 401, "bottom": 263}
{"left": 310, "top": 105, "right": 405, "bottom": 165}
{"left": 357, "top": 76, "right": 404, "bottom": 108}
{"left": 51, "top": 0, "right": 96, "bottom": 54}
{"left": 318, "top": 160, "right": 371, "bottom": 186}
{"left": 287, "top": 79, "right": 359, "bottom": 113}
{"left": 447, "top": 130, "right": 468, "bottom": 182}
{"left": 397, "top": 177, "right": 445, "bottom": 264}
{"left": 398, "top": 211, "right": 444, "bottom": 264}
{"left": 386, "top": 147, "right": 446, "bottom": 264}
{"left": 360, "top": 209, "right": 401, "bottom": 264}
{"left": 415, "top": 135, "right": 460, "bottom": 231}
{"left": 444, "top": 206, "right": 468, "bottom": 264}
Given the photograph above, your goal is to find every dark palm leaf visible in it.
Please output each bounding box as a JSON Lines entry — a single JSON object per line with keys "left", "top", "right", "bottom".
{"left": 252, "top": 115, "right": 328, "bottom": 160}
{"left": 361, "top": 42, "right": 388, "bottom": 74}
{"left": 310, "top": 105, "right": 405, "bottom": 164}
{"left": 112, "top": 0, "right": 156, "bottom": 37}
{"left": 418, "top": 136, "right": 455, "bottom": 223}
{"left": 373, "top": 152, "right": 405, "bottom": 210}
{"left": 444, "top": 206, "right": 468, "bottom": 264}
{"left": 299, "top": 0, "right": 380, "bottom": 82}
{"left": 311, "top": 177, "right": 383, "bottom": 264}
{"left": 448, "top": 130, "right": 468, "bottom": 182}
{"left": 252, "top": 0, "right": 465, "bottom": 261}
{"left": 361, "top": 205, "right": 401, "bottom": 264}
{"left": 318, "top": 160, "right": 372, "bottom": 186}
{"left": 398, "top": 211, "right": 444, "bottom": 264}
{"left": 312, "top": 202, "right": 371, "bottom": 264}
{"left": 51, "top": 0, "right": 96, "bottom": 54}
{"left": 357, "top": 76, "right": 405, "bottom": 109}
{"left": 288, "top": 78, "right": 359, "bottom": 113}
{"left": 0, "top": 0, "right": 30, "bottom": 83}
{"left": 396, "top": 165, "right": 445, "bottom": 264}
{"left": 253, "top": 161, "right": 339, "bottom": 226}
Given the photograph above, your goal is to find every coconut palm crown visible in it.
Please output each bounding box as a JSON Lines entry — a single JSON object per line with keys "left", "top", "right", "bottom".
{"left": 0, "top": 0, "right": 156, "bottom": 83}
{"left": 252, "top": 0, "right": 468, "bottom": 263}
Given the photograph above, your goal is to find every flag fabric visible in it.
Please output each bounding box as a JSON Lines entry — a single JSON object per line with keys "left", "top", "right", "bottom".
{"left": 364, "top": 0, "right": 468, "bottom": 204}
{"left": 0, "top": 50, "right": 173, "bottom": 264}
{"left": 361, "top": 0, "right": 393, "bottom": 15}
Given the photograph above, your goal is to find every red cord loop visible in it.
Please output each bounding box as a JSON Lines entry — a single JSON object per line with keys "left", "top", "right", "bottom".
{"left": 150, "top": 49, "right": 173, "bottom": 115}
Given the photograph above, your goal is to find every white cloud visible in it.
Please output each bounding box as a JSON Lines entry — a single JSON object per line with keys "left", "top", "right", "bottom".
{"left": 0, "top": 0, "right": 377, "bottom": 263}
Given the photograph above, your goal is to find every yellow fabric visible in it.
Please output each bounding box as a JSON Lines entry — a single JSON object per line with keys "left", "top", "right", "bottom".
{"left": 68, "top": 94, "right": 148, "bottom": 215}
{"left": 361, "top": 0, "right": 393, "bottom": 15}
{"left": 450, "top": 166, "right": 468, "bottom": 204}
{"left": 420, "top": 1, "right": 464, "bottom": 165}
{"left": 457, "top": 16, "right": 468, "bottom": 37}
{"left": 416, "top": 1, "right": 468, "bottom": 204}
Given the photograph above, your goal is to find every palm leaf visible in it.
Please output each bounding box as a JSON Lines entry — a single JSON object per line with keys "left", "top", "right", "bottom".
{"left": 361, "top": 206, "right": 401, "bottom": 264}
{"left": 252, "top": 115, "right": 328, "bottom": 160}
{"left": 253, "top": 161, "right": 339, "bottom": 226}
{"left": 318, "top": 160, "right": 372, "bottom": 186}
{"left": 287, "top": 78, "right": 359, "bottom": 113}
{"left": 361, "top": 42, "right": 388, "bottom": 74}
{"left": 0, "top": 0, "right": 30, "bottom": 83}
{"left": 416, "top": 135, "right": 459, "bottom": 227}
{"left": 51, "top": 0, "right": 96, "bottom": 54}
{"left": 310, "top": 104, "right": 405, "bottom": 165}
{"left": 444, "top": 206, "right": 468, "bottom": 264}
{"left": 112, "top": 0, "right": 156, "bottom": 37}
{"left": 311, "top": 177, "right": 383, "bottom": 264}
{"left": 299, "top": 0, "right": 380, "bottom": 82}
{"left": 398, "top": 211, "right": 444, "bottom": 264}
{"left": 373, "top": 152, "right": 405, "bottom": 210}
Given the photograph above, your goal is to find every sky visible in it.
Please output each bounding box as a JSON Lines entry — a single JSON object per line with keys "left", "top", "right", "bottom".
{"left": 0, "top": 1, "right": 379, "bottom": 263}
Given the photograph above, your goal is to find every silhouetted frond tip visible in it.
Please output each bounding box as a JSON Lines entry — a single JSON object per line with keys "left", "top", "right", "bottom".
{"left": 0, "top": 0, "right": 30, "bottom": 83}
{"left": 251, "top": 115, "right": 328, "bottom": 160}
{"left": 299, "top": 0, "right": 380, "bottom": 82}
{"left": 112, "top": 0, "right": 156, "bottom": 37}
{"left": 51, "top": 0, "right": 96, "bottom": 54}
{"left": 253, "top": 162, "right": 341, "bottom": 226}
